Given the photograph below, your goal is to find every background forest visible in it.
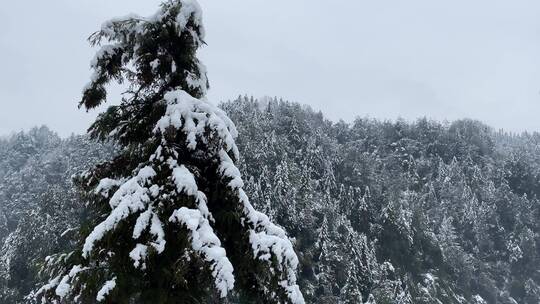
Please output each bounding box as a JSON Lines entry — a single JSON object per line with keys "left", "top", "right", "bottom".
{"left": 1, "top": 97, "right": 539, "bottom": 303}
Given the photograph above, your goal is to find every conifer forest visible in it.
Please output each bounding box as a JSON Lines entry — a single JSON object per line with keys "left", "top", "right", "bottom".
{"left": 1, "top": 0, "right": 539, "bottom": 303}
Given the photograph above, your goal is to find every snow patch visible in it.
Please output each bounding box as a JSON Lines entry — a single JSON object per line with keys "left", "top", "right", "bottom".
{"left": 129, "top": 244, "right": 149, "bottom": 269}
{"left": 95, "top": 178, "right": 123, "bottom": 198}
{"left": 96, "top": 277, "right": 117, "bottom": 302}
{"left": 170, "top": 207, "right": 234, "bottom": 297}
{"left": 54, "top": 265, "right": 87, "bottom": 298}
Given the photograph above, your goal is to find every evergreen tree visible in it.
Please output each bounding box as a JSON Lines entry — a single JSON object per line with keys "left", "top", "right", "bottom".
{"left": 273, "top": 158, "right": 298, "bottom": 232}
{"left": 339, "top": 263, "right": 363, "bottom": 304}
{"left": 314, "top": 215, "right": 338, "bottom": 299}
{"left": 36, "top": 1, "right": 303, "bottom": 303}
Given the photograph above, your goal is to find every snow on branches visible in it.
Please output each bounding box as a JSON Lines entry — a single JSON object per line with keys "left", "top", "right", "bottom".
{"left": 73, "top": 88, "right": 304, "bottom": 302}
{"left": 82, "top": 166, "right": 158, "bottom": 259}
{"left": 156, "top": 90, "right": 304, "bottom": 302}
{"left": 81, "top": 0, "right": 207, "bottom": 110}
{"left": 38, "top": 0, "right": 304, "bottom": 302}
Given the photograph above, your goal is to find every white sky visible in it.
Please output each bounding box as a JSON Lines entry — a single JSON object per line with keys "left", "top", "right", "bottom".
{"left": 1, "top": 0, "right": 540, "bottom": 137}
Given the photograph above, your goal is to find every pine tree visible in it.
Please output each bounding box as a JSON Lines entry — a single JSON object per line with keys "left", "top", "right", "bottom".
{"left": 338, "top": 225, "right": 375, "bottom": 304}
{"left": 314, "top": 215, "right": 336, "bottom": 298}
{"left": 339, "top": 263, "right": 363, "bottom": 304}
{"left": 35, "top": 1, "right": 303, "bottom": 303}
{"left": 273, "top": 158, "right": 298, "bottom": 233}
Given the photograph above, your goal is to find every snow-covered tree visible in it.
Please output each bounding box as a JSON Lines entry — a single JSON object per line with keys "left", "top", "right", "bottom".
{"left": 36, "top": 1, "right": 303, "bottom": 303}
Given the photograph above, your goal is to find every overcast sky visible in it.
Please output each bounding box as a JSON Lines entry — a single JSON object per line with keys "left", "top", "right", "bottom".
{"left": 1, "top": 0, "right": 540, "bottom": 137}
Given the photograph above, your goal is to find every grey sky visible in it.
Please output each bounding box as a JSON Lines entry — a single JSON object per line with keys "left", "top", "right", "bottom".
{"left": 1, "top": 0, "right": 540, "bottom": 137}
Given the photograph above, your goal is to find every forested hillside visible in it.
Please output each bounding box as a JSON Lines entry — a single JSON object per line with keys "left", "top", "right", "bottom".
{"left": 1, "top": 98, "right": 540, "bottom": 303}
{"left": 0, "top": 127, "right": 115, "bottom": 302}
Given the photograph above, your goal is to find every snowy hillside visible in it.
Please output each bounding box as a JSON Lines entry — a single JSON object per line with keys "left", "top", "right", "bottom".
{"left": 1, "top": 98, "right": 540, "bottom": 303}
